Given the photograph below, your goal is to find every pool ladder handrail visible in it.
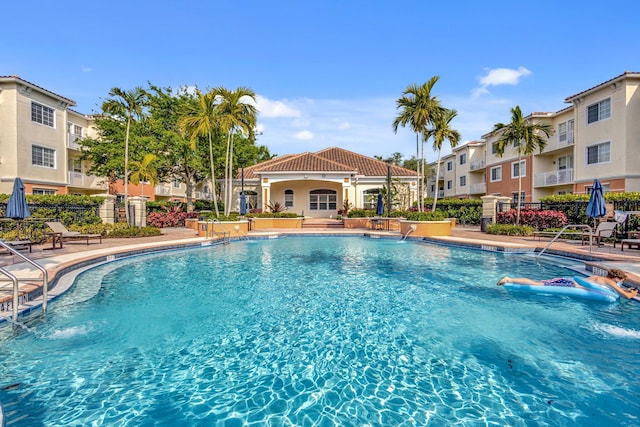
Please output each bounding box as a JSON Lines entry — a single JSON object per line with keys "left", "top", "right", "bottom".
{"left": 536, "top": 224, "right": 593, "bottom": 259}
{"left": 205, "top": 220, "right": 230, "bottom": 244}
{"left": 0, "top": 241, "right": 49, "bottom": 321}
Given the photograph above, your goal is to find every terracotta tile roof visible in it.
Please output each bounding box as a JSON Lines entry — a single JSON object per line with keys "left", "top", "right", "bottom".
{"left": 565, "top": 71, "right": 640, "bottom": 102}
{"left": 0, "top": 75, "right": 76, "bottom": 106}
{"left": 315, "top": 147, "right": 417, "bottom": 177}
{"left": 238, "top": 147, "right": 417, "bottom": 179}
{"left": 255, "top": 152, "right": 356, "bottom": 173}
{"left": 240, "top": 154, "right": 298, "bottom": 179}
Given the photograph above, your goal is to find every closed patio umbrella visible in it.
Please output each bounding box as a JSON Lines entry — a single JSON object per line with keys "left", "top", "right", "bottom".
{"left": 6, "top": 177, "right": 31, "bottom": 239}
{"left": 240, "top": 192, "right": 247, "bottom": 216}
{"left": 586, "top": 178, "right": 606, "bottom": 228}
{"left": 376, "top": 193, "right": 384, "bottom": 216}
{"left": 587, "top": 179, "right": 606, "bottom": 218}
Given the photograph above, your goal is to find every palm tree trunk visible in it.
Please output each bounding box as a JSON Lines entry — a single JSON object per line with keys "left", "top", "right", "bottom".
{"left": 420, "top": 135, "right": 425, "bottom": 212}
{"left": 124, "top": 116, "right": 131, "bottom": 226}
{"left": 516, "top": 154, "right": 522, "bottom": 225}
{"left": 415, "top": 133, "right": 420, "bottom": 211}
{"left": 432, "top": 150, "right": 442, "bottom": 212}
{"left": 227, "top": 134, "right": 234, "bottom": 216}
{"left": 208, "top": 133, "right": 220, "bottom": 217}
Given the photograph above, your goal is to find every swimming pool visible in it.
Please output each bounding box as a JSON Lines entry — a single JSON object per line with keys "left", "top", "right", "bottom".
{"left": 1, "top": 237, "right": 639, "bottom": 425}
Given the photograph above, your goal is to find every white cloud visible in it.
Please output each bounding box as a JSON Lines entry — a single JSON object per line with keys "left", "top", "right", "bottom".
{"left": 81, "top": 66, "right": 93, "bottom": 73}
{"left": 473, "top": 66, "right": 532, "bottom": 97}
{"left": 292, "top": 130, "right": 313, "bottom": 140}
{"left": 255, "top": 95, "right": 301, "bottom": 118}
{"left": 336, "top": 120, "right": 350, "bottom": 130}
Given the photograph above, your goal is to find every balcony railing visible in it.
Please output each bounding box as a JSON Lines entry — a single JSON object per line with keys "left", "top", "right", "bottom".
{"left": 155, "top": 184, "right": 171, "bottom": 196}
{"left": 67, "top": 172, "right": 107, "bottom": 189}
{"left": 469, "top": 182, "right": 486, "bottom": 194}
{"left": 534, "top": 168, "right": 573, "bottom": 187}
{"left": 67, "top": 133, "right": 81, "bottom": 150}
{"left": 469, "top": 159, "right": 485, "bottom": 171}
{"left": 557, "top": 133, "right": 574, "bottom": 148}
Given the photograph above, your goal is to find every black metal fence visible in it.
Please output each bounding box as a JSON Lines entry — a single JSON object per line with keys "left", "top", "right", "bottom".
{"left": 0, "top": 203, "right": 101, "bottom": 240}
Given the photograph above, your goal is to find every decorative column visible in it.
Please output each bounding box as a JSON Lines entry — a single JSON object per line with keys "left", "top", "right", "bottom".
{"left": 128, "top": 196, "right": 147, "bottom": 227}
{"left": 96, "top": 194, "right": 116, "bottom": 224}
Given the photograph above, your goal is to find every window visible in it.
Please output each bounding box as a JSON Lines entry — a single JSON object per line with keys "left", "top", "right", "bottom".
{"left": 459, "top": 153, "right": 467, "bottom": 165}
{"left": 586, "top": 142, "right": 610, "bottom": 165}
{"left": 490, "top": 166, "right": 502, "bottom": 182}
{"left": 491, "top": 142, "right": 498, "bottom": 155}
{"left": 362, "top": 189, "right": 380, "bottom": 210}
{"left": 446, "top": 180, "right": 452, "bottom": 190}
{"left": 173, "top": 178, "right": 181, "bottom": 188}
{"left": 32, "top": 188, "right": 56, "bottom": 195}
{"left": 558, "top": 119, "right": 574, "bottom": 144}
{"left": 309, "top": 189, "right": 337, "bottom": 210}
{"left": 587, "top": 98, "right": 610, "bottom": 124}
{"left": 67, "top": 122, "right": 83, "bottom": 137}
{"left": 512, "top": 192, "right": 525, "bottom": 205}
{"left": 459, "top": 175, "right": 466, "bottom": 187}
{"left": 511, "top": 160, "right": 526, "bottom": 178}
{"left": 70, "top": 158, "right": 82, "bottom": 173}
{"left": 32, "top": 145, "right": 55, "bottom": 168}
{"left": 244, "top": 190, "right": 258, "bottom": 210}
{"left": 284, "top": 189, "right": 294, "bottom": 208}
{"left": 447, "top": 161, "right": 453, "bottom": 171}
{"left": 587, "top": 184, "right": 610, "bottom": 194}
{"left": 31, "top": 102, "right": 55, "bottom": 127}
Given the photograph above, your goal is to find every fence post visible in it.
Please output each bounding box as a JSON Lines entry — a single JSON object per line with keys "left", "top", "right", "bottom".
{"left": 129, "top": 196, "right": 147, "bottom": 227}
{"left": 97, "top": 194, "right": 116, "bottom": 224}
{"left": 481, "top": 195, "right": 512, "bottom": 231}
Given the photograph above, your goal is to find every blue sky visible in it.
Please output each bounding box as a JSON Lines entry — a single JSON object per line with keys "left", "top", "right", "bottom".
{"left": 3, "top": 0, "right": 638, "bottom": 161}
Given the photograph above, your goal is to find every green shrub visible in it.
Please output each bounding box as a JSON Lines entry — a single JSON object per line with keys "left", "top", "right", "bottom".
{"left": 107, "top": 224, "right": 162, "bottom": 238}
{"left": 347, "top": 209, "right": 376, "bottom": 218}
{"left": 245, "top": 212, "right": 299, "bottom": 218}
{"left": 405, "top": 211, "right": 446, "bottom": 221}
{"left": 485, "top": 224, "right": 535, "bottom": 236}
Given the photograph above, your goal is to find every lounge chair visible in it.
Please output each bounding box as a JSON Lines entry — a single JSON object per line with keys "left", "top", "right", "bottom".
{"left": 581, "top": 221, "right": 617, "bottom": 247}
{"left": 0, "top": 239, "right": 33, "bottom": 253}
{"left": 45, "top": 222, "right": 102, "bottom": 245}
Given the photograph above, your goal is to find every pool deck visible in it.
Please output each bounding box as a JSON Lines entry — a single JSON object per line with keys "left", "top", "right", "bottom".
{"left": 2, "top": 225, "right": 640, "bottom": 320}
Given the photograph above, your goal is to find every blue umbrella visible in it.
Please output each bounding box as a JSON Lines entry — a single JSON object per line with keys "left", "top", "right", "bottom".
{"left": 240, "top": 192, "right": 247, "bottom": 216}
{"left": 6, "top": 177, "right": 31, "bottom": 239}
{"left": 376, "top": 193, "right": 384, "bottom": 216}
{"left": 586, "top": 179, "right": 606, "bottom": 220}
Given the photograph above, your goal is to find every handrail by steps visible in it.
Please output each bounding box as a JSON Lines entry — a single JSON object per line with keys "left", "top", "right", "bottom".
{"left": 536, "top": 224, "right": 592, "bottom": 259}
{"left": 0, "top": 241, "right": 49, "bottom": 319}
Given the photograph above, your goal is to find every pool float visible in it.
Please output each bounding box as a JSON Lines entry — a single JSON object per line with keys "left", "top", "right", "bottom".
{"left": 501, "top": 276, "right": 619, "bottom": 302}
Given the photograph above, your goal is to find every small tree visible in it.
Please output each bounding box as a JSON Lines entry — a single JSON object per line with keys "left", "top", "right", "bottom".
{"left": 492, "top": 106, "right": 553, "bottom": 225}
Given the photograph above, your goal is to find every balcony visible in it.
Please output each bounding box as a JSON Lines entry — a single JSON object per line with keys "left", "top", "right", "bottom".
{"left": 155, "top": 184, "right": 171, "bottom": 196}
{"left": 67, "top": 133, "right": 81, "bottom": 150}
{"left": 534, "top": 169, "right": 573, "bottom": 187}
{"left": 470, "top": 182, "right": 486, "bottom": 194}
{"left": 469, "top": 159, "right": 485, "bottom": 171}
{"left": 557, "top": 133, "right": 574, "bottom": 148}
{"left": 67, "top": 172, "right": 107, "bottom": 189}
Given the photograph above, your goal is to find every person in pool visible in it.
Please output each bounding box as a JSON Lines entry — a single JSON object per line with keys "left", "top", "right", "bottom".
{"left": 497, "top": 268, "right": 639, "bottom": 299}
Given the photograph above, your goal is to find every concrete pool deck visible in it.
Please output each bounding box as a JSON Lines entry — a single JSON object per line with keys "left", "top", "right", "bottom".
{"left": 2, "top": 225, "right": 640, "bottom": 320}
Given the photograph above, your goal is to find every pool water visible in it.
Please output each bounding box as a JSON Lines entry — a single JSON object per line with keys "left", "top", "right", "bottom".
{"left": 1, "top": 237, "right": 639, "bottom": 426}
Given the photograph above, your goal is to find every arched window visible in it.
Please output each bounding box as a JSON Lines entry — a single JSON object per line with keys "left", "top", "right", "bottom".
{"left": 284, "top": 189, "right": 294, "bottom": 208}
{"left": 309, "top": 189, "right": 337, "bottom": 211}
{"left": 362, "top": 188, "right": 381, "bottom": 210}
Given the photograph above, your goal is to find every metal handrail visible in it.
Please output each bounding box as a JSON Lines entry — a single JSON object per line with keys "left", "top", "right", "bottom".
{"left": 0, "top": 241, "right": 49, "bottom": 317}
{"left": 0, "top": 267, "right": 19, "bottom": 321}
{"left": 205, "top": 220, "right": 230, "bottom": 243}
{"left": 536, "top": 224, "right": 592, "bottom": 259}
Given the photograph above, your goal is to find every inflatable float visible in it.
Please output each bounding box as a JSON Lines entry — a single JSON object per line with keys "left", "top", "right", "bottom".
{"left": 501, "top": 276, "right": 619, "bottom": 302}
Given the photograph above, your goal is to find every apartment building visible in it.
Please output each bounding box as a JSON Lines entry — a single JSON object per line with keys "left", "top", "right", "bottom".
{"left": 0, "top": 75, "right": 188, "bottom": 201}
{"left": 428, "top": 71, "right": 640, "bottom": 203}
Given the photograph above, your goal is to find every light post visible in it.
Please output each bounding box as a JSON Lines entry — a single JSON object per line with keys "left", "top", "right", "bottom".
{"left": 386, "top": 161, "right": 392, "bottom": 216}
{"left": 239, "top": 158, "right": 246, "bottom": 195}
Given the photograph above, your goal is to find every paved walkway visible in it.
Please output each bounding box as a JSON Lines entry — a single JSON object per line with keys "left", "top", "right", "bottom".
{"left": 2, "top": 225, "right": 639, "bottom": 321}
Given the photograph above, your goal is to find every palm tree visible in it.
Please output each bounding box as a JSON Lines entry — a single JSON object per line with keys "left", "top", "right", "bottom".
{"left": 102, "top": 87, "right": 147, "bottom": 225}
{"left": 424, "top": 108, "right": 461, "bottom": 211}
{"left": 129, "top": 153, "right": 158, "bottom": 198}
{"left": 392, "top": 76, "right": 443, "bottom": 211}
{"left": 179, "top": 89, "right": 221, "bottom": 217}
{"left": 212, "top": 86, "right": 257, "bottom": 216}
{"left": 492, "top": 106, "right": 553, "bottom": 224}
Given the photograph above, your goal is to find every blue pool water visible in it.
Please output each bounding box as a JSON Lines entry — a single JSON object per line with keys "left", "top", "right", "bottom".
{"left": 1, "top": 237, "right": 639, "bottom": 426}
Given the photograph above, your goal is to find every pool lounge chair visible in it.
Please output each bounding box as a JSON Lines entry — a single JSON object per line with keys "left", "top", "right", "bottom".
{"left": 45, "top": 222, "right": 102, "bottom": 245}
{"left": 581, "top": 221, "right": 617, "bottom": 247}
{"left": 621, "top": 239, "right": 640, "bottom": 251}
{"left": 0, "top": 239, "right": 33, "bottom": 253}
